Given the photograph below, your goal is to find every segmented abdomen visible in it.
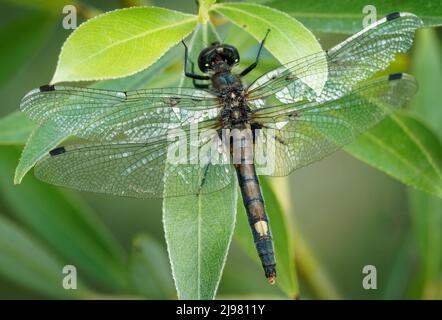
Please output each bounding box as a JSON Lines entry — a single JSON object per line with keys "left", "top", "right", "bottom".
{"left": 235, "top": 162, "right": 276, "bottom": 284}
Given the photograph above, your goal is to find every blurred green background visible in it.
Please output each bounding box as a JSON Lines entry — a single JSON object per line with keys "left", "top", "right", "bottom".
{"left": 0, "top": 0, "right": 441, "bottom": 299}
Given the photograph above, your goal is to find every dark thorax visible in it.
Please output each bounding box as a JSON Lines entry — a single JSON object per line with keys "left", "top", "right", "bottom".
{"left": 215, "top": 78, "right": 250, "bottom": 130}
{"left": 194, "top": 42, "right": 252, "bottom": 130}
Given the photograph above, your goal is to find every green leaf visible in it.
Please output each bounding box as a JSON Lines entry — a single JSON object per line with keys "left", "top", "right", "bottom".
{"left": 51, "top": 7, "right": 198, "bottom": 83}
{"left": 261, "top": 0, "right": 442, "bottom": 33}
{"left": 94, "top": 46, "right": 181, "bottom": 91}
{"left": 344, "top": 113, "right": 442, "bottom": 198}
{"left": 0, "top": 112, "right": 35, "bottom": 145}
{"left": 409, "top": 190, "right": 442, "bottom": 299}
{"left": 408, "top": 28, "right": 442, "bottom": 299}
{"left": 0, "top": 146, "right": 128, "bottom": 291}
{"left": 0, "top": 12, "right": 54, "bottom": 86}
{"left": 14, "top": 124, "right": 66, "bottom": 184}
{"left": 411, "top": 28, "right": 442, "bottom": 136}
{"left": 163, "top": 24, "right": 237, "bottom": 300}
{"left": 129, "top": 234, "right": 175, "bottom": 299}
{"left": 0, "top": 214, "right": 90, "bottom": 298}
{"left": 163, "top": 176, "right": 237, "bottom": 300}
{"left": 212, "top": 2, "right": 327, "bottom": 94}
{"left": 235, "top": 177, "right": 299, "bottom": 298}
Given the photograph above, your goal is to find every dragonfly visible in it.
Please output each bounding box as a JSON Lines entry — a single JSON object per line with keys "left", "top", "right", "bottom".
{"left": 21, "top": 12, "right": 422, "bottom": 284}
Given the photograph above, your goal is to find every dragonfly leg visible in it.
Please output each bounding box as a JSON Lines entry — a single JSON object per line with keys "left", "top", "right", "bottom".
{"left": 239, "top": 29, "right": 271, "bottom": 77}
{"left": 181, "top": 40, "right": 211, "bottom": 81}
{"left": 190, "top": 60, "right": 210, "bottom": 89}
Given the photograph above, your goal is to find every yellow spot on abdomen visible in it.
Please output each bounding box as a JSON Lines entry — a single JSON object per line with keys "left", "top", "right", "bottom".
{"left": 254, "top": 220, "right": 269, "bottom": 238}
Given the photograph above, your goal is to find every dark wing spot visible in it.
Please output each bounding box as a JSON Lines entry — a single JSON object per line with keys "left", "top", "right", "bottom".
{"left": 274, "top": 135, "right": 288, "bottom": 146}
{"left": 161, "top": 97, "right": 181, "bottom": 107}
{"left": 49, "top": 146, "right": 66, "bottom": 156}
{"left": 285, "top": 74, "right": 295, "bottom": 81}
{"left": 388, "top": 73, "right": 402, "bottom": 80}
{"left": 40, "top": 84, "right": 55, "bottom": 92}
{"left": 386, "top": 12, "right": 400, "bottom": 21}
{"left": 288, "top": 111, "right": 301, "bottom": 119}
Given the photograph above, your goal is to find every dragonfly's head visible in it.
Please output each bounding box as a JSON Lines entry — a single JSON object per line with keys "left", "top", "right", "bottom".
{"left": 198, "top": 43, "right": 240, "bottom": 73}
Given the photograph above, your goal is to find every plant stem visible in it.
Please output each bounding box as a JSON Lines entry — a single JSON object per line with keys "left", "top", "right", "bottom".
{"left": 293, "top": 229, "right": 342, "bottom": 299}
{"left": 197, "top": 0, "right": 212, "bottom": 24}
{"left": 269, "top": 178, "right": 341, "bottom": 299}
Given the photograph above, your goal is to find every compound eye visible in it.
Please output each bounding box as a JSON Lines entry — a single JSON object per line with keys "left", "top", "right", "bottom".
{"left": 222, "top": 45, "right": 240, "bottom": 66}
{"left": 198, "top": 47, "right": 217, "bottom": 72}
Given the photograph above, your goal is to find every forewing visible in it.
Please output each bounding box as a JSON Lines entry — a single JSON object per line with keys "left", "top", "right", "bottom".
{"left": 252, "top": 74, "right": 417, "bottom": 176}
{"left": 34, "top": 129, "right": 233, "bottom": 198}
{"left": 248, "top": 12, "right": 422, "bottom": 106}
{"left": 20, "top": 85, "right": 221, "bottom": 142}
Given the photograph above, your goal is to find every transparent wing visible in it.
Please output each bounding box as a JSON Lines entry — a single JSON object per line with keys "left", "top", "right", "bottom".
{"left": 251, "top": 73, "right": 417, "bottom": 176}
{"left": 248, "top": 12, "right": 422, "bottom": 107}
{"left": 34, "top": 128, "right": 234, "bottom": 198}
{"left": 21, "top": 85, "right": 221, "bottom": 142}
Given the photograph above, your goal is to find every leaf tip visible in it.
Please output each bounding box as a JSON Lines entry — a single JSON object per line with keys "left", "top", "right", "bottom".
{"left": 13, "top": 170, "right": 24, "bottom": 185}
